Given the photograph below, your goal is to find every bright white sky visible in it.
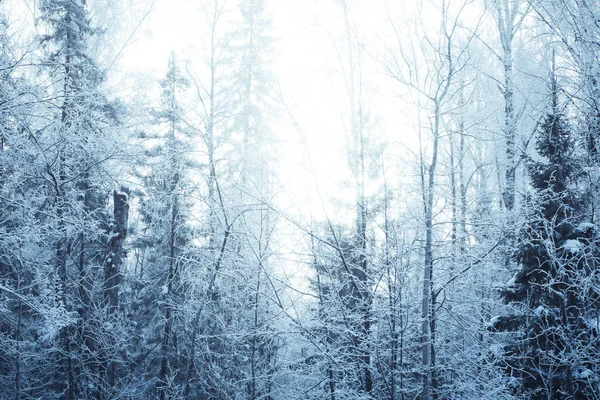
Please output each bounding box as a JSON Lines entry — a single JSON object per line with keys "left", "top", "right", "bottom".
{"left": 118, "top": 0, "right": 418, "bottom": 224}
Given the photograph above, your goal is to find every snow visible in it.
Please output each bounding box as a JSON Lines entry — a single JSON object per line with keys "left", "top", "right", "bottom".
{"left": 116, "top": 190, "right": 129, "bottom": 201}
{"left": 574, "top": 368, "right": 593, "bottom": 379}
{"left": 534, "top": 305, "right": 547, "bottom": 316}
{"left": 578, "top": 222, "right": 595, "bottom": 231}
{"left": 489, "top": 343, "right": 503, "bottom": 355}
{"left": 107, "top": 231, "right": 120, "bottom": 241}
{"left": 506, "top": 273, "right": 518, "bottom": 287}
{"left": 562, "top": 239, "right": 582, "bottom": 254}
{"left": 585, "top": 316, "right": 600, "bottom": 330}
{"left": 488, "top": 315, "right": 501, "bottom": 327}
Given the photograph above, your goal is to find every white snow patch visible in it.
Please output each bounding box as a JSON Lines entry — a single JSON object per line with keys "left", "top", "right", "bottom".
{"left": 489, "top": 343, "right": 503, "bottom": 355}
{"left": 116, "top": 190, "right": 129, "bottom": 201}
{"left": 578, "top": 222, "right": 595, "bottom": 231}
{"left": 562, "top": 239, "right": 582, "bottom": 254}
{"left": 574, "top": 368, "right": 593, "bottom": 379}
{"left": 534, "top": 306, "right": 547, "bottom": 316}
{"left": 506, "top": 272, "right": 518, "bottom": 287}
{"left": 107, "top": 231, "right": 120, "bottom": 241}
{"left": 488, "top": 315, "right": 501, "bottom": 328}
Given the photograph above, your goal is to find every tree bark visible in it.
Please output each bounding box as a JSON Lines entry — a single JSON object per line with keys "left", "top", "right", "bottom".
{"left": 421, "top": 103, "right": 440, "bottom": 400}
{"left": 103, "top": 188, "right": 129, "bottom": 388}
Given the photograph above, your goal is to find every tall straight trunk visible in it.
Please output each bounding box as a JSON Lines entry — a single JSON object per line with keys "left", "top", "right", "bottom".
{"left": 328, "top": 364, "right": 336, "bottom": 400}
{"left": 494, "top": 0, "right": 526, "bottom": 270}
{"left": 450, "top": 130, "right": 458, "bottom": 256}
{"left": 399, "top": 291, "right": 405, "bottom": 400}
{"left": 341, "top": 1, "right": 372, "bottom": 391}
{"left": 250, "top": 269, "right": 261, "bottom": 400}
{"left": 55, "top": 42, "right": 76, "bottom": 399}
{"left": 76, "top": 177, "right": 102, "bottom": 399}
{"left": 314, "top": 246, "right": 337, "bottom": 400}
{"left": 458, "top": 113, "right": 467, "bottom": 253}
{"left": 386, "top": 251, "right": 403, "bottom": 400}
{"left": 159, "top": 194, "right": 178, "bottom": 400}
{"left": 422, "top": 101, "right": 441, "bottom": 400}
{"left": 494, "top": 0, "right": 520, "bottom": 214}
{"left": 104, "top": 189, "right": 129, "bottom": 312}
{"left": 357, "top": 194, "right": 372, "bottom": 396}
{"left": 502, "top": 47, "right": 515, "bottom": 213}
{"left": 453, "top": 82, "right": 468, "bottom": 254}
{"left": 103, "top": 189, "right": 129, "bottom": 388}
{"left": 56, "top": 178, "right": 75, "bottom": 400}
{"left": 15, "top": 287, "right": 21, "bottom": 400}
{"left": 573, "top": 1, "right": 600, "bottom": 221}
{"left": 206, "top": 8, "right": 218, "bottom": 245}
{"left": 383, "top": 178, "right": 399, "bottom": 400}
{"left": 160, "top": 111, "right": 179, "bottom": 399}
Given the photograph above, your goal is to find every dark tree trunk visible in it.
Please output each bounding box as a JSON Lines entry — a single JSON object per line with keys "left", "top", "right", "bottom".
{"left": 103, "top": 188, "right": 129, "bottom": 388}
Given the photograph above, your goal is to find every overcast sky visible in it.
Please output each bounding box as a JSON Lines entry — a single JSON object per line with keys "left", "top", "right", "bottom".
{"left": 118, "top": 0, "right": 385, "bottom": 221}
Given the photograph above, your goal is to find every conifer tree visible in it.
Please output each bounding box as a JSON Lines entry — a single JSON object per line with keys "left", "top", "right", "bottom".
{"left": 133, "top": 53, "right": 195, "bottom": 399}
{"left": 223, "top": 1, "right": 282, "bottom": 398}
{"left": 493, "top": 72, "right": 600, "bottom": 398}
{"left": 35, "top": 0, "right": 124, "bottom": 397}
{"left": 308, "top": 226, "right": 373, "bottom": 400}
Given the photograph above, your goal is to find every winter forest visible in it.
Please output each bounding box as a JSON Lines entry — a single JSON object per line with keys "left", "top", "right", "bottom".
{"left": 4, "top": 0, "right": 600, "bottom": 398}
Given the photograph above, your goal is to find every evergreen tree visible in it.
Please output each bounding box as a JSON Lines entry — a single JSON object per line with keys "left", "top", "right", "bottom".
{"left": 36, "top": 0, "right": 124, "bottom": 397}
{"left": 493, "top": 76, "right": 600, "bottom": 398}
{"left": 218, "top": 1, "right": 283, "bottom": 398}
{"left": 234, "top": 0, "right": 275, "bottom": 182}
{"left": 304, "top": 223, "right": 380, "bottom": 400}
{"left": 132, "top": 53, "right": 195, "bottom": 399}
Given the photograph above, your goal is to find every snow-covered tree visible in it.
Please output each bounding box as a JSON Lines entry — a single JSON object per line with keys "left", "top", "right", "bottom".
{"left": 0, "top": 10, "right": 57, "bottom": 399}
{"left": 33, "top": 0, "right": 127, "bottom": 397}
{"left": 493, "top": 71, "right": 600, "bottom": 398}
{"left": 129, "top": 53, "right": 197, "bottom": 398}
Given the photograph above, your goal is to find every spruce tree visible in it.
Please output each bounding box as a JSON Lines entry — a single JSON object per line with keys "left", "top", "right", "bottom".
{"left": 132, "top": 53, "right": 195, "bottom": 399}
{"left": 220, "top": 1, "right": 282, "bottom": 398}
{"left": 37, "top": 0, "right": 124, "bottom": 397}
{"left": 304, "top": 223, "right": 380, "bottom": 399}
{"left": 493, "top": 75, "right": 600, "bottom": 398}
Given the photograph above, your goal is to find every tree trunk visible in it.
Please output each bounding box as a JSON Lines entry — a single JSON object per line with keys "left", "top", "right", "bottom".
{"left": 103, "top": 188, "right": 129, "bottom": 388}
{"left": 159, "top": 194, "right": 178, "bottom": 400}
{"left": 422, "top": 102, "right": 440, "bottom": 400}
{"left": 503, "top": 46, "right": 516, "bottom": 213}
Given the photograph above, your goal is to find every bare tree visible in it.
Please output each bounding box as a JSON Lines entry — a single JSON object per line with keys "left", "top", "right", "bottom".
{"left": 383, "top": 1, "right": 473, "bottom": 397}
